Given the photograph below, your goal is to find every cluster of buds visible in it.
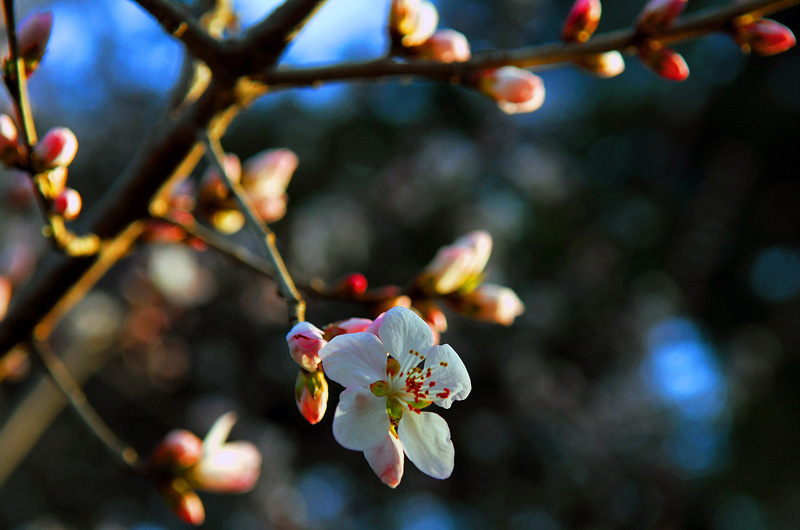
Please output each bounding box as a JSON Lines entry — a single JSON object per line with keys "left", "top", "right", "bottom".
{"left": 562, "top": 0, "right": 625, "bottom": 78}
{"left": 389, "top": 0, "right": 471, "bottom": 63}
{"left": 730, "top": 17, "right": 796, "bottom": 56}
{"left": 149, "top": 412, "right": 262, "bottom": 525}
{"left": 198, "top": 148, "right": 298, "bottom": 234}
{"left": 414, "top": 231, "right": 525, "bottom": 328}
{"left": 634, "top": 0, "right": 690, "bottom": 80}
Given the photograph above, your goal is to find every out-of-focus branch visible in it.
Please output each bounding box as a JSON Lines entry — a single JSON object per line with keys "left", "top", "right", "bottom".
{"left": 28, "top": 340, "right": 144, "bottom": 471}
{"left": 259, "top": 0, "right": 800, "bottom": 88}
{"left": 1, "top": 0, "right": 36, "bottom": 149}
{"left": 129, "top": 0, "right": 225, "bottom": 71}
{"left": 153, "top": 213, "right": 274, "bottom": 278}
{"left": 203, "top": 136, "right": 306, "bottom": 324}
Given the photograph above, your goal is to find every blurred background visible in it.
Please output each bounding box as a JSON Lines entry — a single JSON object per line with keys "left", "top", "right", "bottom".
{"left": 1, "top": 0, "right": 800, "bottom": 528}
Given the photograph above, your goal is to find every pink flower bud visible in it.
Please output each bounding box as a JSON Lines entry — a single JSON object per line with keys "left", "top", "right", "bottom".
{"left": 159, "top": 480, "right": 205, "bottom": 526}
{"left": 324, "top": 317, "right": 373, "bottom": 340}
{"left": 17, "top": 11, "right": 52, "bottom": 75}
{"left": 418, "top": 230, "right": 493, "bottom": 295}
{"left": 192, "top": 413, "right": 261, "bottom": 493}
{"left": 0, "top": 115, "right": 20, "bottom": 165}
{"left": 295, "top": 369, "right": 329, "bottom": 424}
{"left": 574, "top": 51, "right": 626, "bottom": 78}
{"left": 477, "top": 66, "right": 546, "bottom": 114}
{"left": 457, "top": 283, "right": 525, "bottom": 326}
{"left": 391, "top": 0, "right": 439, "bottom": 47}
{"left": 151, "top": 429, "right": 204, "bottom": 470}
{"left": 286, "top": 321, "right": 327, "bottom": 372}
{"left": 733, "top": 19, "right": 796, "bottom": 56}
{"left": 52, "top": 188, "right": 82, "bottom": 221}
{"left": 636, "top": 0, "right": 687, "bottom": 36}
{"left": 242, "top": 148, "right": 298, "bottom": 198}
{"left": 562, "top": 0, "right": 602, "bottom": 43}
{"left": 32, "top": 127, "right": 78, "bottom": 171}
{"left": 638, "top": 42, "right": 689, "bottom": 81}
{"left": 409, "top": 29, "right": 471, "bottom": 62}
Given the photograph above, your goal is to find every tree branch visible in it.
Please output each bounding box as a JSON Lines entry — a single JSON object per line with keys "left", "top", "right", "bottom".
{"left": 258, "top": 0, "right": 800, "bottom": 88}
{"left": 129, "top": 0, "right": 225, "bottom": 71}
{"left": 203, "top": 136, "right": 306, "bottom": 324}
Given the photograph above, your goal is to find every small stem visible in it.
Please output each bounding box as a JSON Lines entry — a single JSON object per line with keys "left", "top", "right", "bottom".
{"left": 2, "top": 0, "right": 37, "bottom": 150}
{"left": 27, "top": 339, "right": 145, "bottom": 472}
{"left": 202, "top": 135, "right": 306, "bottom": 324}
{"left": 153, "top": 212, "right": 274, "bottom": 278}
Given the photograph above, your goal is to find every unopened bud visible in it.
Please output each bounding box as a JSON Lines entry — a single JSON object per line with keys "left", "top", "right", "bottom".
{"left": 241, "top": 148, "right": 298, "bottom": 198}
{"left": 151, "top": 429, "right": 204, "bottom": 470}
{"left": 476, "top": 66, "right": 546, "bottom": 114}
{"left": 324, "top": 317, "right": 373, "bottom": 340}
{"left": 0, "top": 114, "right": 20, "bottom": 166}
{"left": 733, "top": 19, "right": 796, "bottom": 56}
{"left": 418, "top": 230, "right": 492, "bottom": 295}
{"left": 574, "top": 51, "right": 625, "bottom": 78}
{"left": 636, "top": 0, "right": 687, "bottom": 36}
{"left": 192, "top": 412, "right": 261, "bottom": 493}
{"left": 638, "top": 42, "right": 689, "bottom": 80}
{"left": 391, "top": 0, "right": 439, "bottom": 47}
{"left": 32, "top": 127, "right": 78, "bottom": 171}
{"left": 295, "top": 369, "right": 329, "bottom": 424}
{"left": 286, "top": 321, "right": 327, "bottom": 372}
{"left": 52, "top": 188, "right": 81, "bottom": 220}
{"left": 159, "top": 479, "right": 205, "bottom": 526}
{"left": 409, "top": 29, "right": 471, "bottom": 62}
{"left": 562, "top": 0, "right": 602, "bottom": 43}
{"left": 337, "top": 273, "right": 368, "bottom": 297}
{"left": 17, "top": 11, "right": 53, "bottom": 75}
{"left": 454, "top": 283, "right": 525, "bottom": 326}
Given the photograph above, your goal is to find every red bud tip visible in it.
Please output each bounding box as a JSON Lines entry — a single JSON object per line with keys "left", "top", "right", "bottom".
{"left": 638, "top": 43, "right": 689, "bottom": 81}
{"left": 33, "top": 127, "right": 78, "bottom": 171}
{"left": 52, "top": 188, "right": 82, "bottom": 221}
{"left": 562, "top": 0, "right": 602, "bottom": 43}
{"left": 636, "top": 0, "right": 687, "bottom": 36}
{"left": 734, "top": 19, "right": 796, "bottom": 56}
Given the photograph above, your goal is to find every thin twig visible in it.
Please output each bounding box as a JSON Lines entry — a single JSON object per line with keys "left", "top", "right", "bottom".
{"left": 1, "top": 0, "right": 36, "bottom": 149}
{"left": 27, "top": 339, "right": 145, "bottom": 472}
{"left": 258, "top": 0, "right": 800, "bottom": 88}
{"left": 153, "top": 213, "right": 274, "bottom": 278}
{"left": 202, "top": 135, "right": 306, "bottom": 324}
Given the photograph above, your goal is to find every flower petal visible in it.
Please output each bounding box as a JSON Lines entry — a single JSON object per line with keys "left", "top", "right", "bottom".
{"left": 319, "top": 332, "right": 387, "bottom": 388}
{"left": 424, "top": 344, "right": 471, "bottom": 409}
{"left": 364, "top": 433, "right": 405, "bottom": 488}
{"left": 379, "top": 307, "right": 433, "bottom": 370}
{"left": 202, "top": 412, "right": 237, "bottom": 449}
{"left": 398, "top": 410, "right": 454, "bottom": 479}
{"left": 332, "top": 388, "right": 390, "bottom": 451}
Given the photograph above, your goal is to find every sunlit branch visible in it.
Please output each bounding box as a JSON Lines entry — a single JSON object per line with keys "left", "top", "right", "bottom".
{"left": 202, "top": 135, "right": 306, "bottom": 325}
{"left": 259, "top": 0, "right": 800, "bottom": 88}
{"left": 1, "top": 0, "right": 36, "bottom": 149}
{"left": 129, "top": 0, "right": 225, "bottom": 71}
{"left": 152, "top": 213, "right": 274, "bottom": 278}
{"left": 27, "top": 339, "right": 145, "bottom": 472}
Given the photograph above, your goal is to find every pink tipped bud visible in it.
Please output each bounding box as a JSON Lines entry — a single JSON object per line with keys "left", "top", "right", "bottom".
{"left": 17, "top": 11, "right": 53, "bottom": 75}
{"left": 151, "top": 429, "right": 204, "bottom": 470}
{"left": 391, "top": 0, "right": 439, "bottom": 47}
{"left": 324, "top": 317, "right": 374, "bottom": 341}
{"left": 477, "top": 66, "right": 546, "bottom": 114}
{"left": 159, "top": 480, "right": 205, "bottom": 526}
{"left": 52, "top": 188, "right": 82, "bottom": 221}
{"left": 456, "top": 283, "right": 525, "bottom": 326}
{"left": 192, "top": 413, "right": 261, "bottom": 493}
{"left": 32, "top": 127, "right": 78, "bottom": 171}
{"left": 638, "top": 42, "right": 689, "bottom": 80}
{"left": 733, "top": 19, "right": 796, "bottom": 56}
{"left": 295, "top": 369, "right": 329, "bottom": 425}
{"left": 409, "top": 29, "right": 471, "bottom": 62}
{"left": 636, "top": 0, "right": 687, "bottom": 35}
{"left": 242, "top": 148, "right": 298, "bottom": 197}
{"left": 0, "top": 114, "right": 20, "bottom": 166}
{"left": 562, "top": 0, "right": 602, "bottom": 43}
{"left": 286, "top": 321, "right": 327, "bottom": 372}
{"left": 418, "top": 230, "right": 493, "bottom": 295}
{"left": 574, "top": 51, "right": 626, "bottom": 78}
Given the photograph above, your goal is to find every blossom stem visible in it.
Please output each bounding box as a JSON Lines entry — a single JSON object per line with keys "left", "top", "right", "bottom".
{"left": 258, "top": 0, "right": 800, "bottom": 88}
{"left": 27, "top": 339, "right": 145, "bottom": 472}
{"left": 202, "top": 135, "right": 306, "bottom": 324}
